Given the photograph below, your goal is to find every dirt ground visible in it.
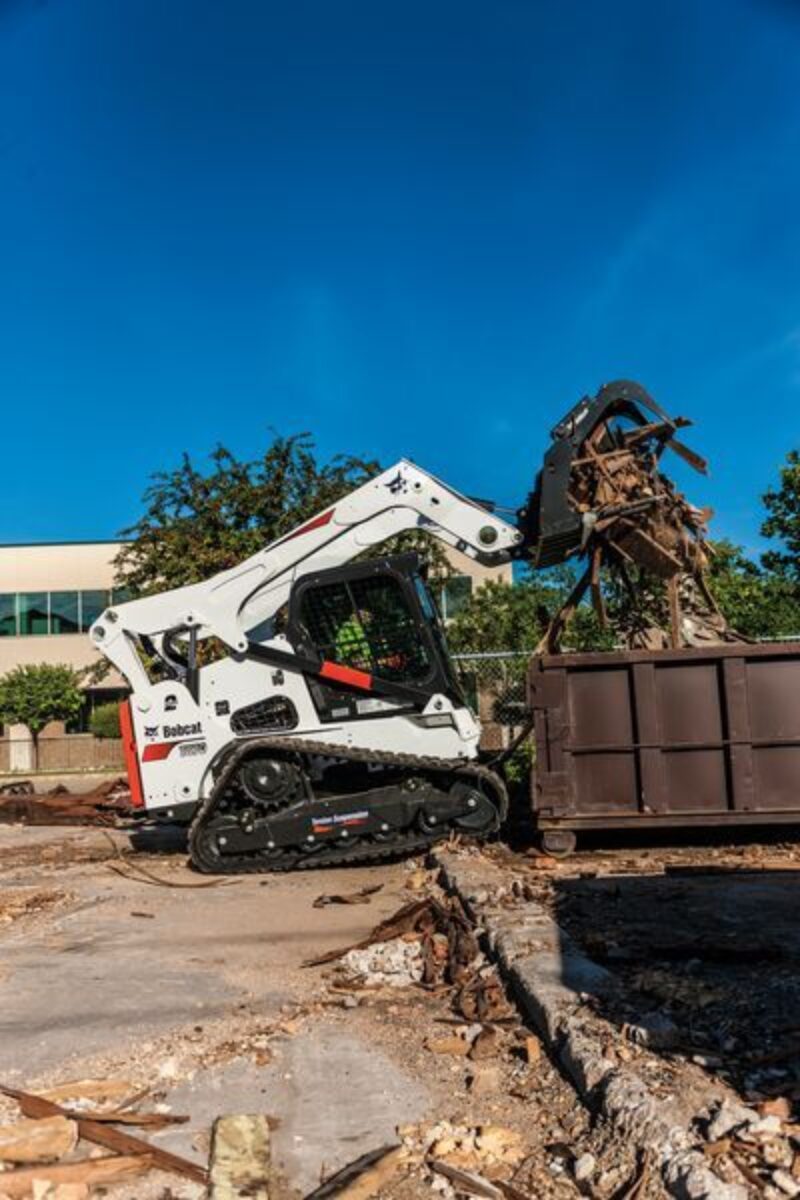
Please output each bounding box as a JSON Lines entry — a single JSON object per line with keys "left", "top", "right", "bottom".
{"left": 0, "top": 822, "right": 620, "bottom": 1199}
{"left": 509, "top": 828, "right": 800, "bottom": 1106}
{"left": 2, "top": 818, "right": 800, "bottom": 1198}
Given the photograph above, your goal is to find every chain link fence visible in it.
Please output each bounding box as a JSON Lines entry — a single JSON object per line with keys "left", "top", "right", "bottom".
{"left": 452, "top": 652, "right": 531, "bottom": 751}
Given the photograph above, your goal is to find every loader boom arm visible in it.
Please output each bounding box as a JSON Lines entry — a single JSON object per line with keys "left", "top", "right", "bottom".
{"left": 90, "top": 459, "right": 523, "bottom": 693}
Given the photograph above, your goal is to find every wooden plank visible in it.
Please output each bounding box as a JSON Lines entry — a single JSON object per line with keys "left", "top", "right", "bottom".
{"left": 0, "top": 1085, "right": 207, "bottom": 1186}
{"left": 0, "top": 1153, "right": 152, "bottom": 1196}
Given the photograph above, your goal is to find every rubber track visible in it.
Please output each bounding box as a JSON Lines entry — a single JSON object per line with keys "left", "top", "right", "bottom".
{"left": 189, "top": 735, "right": 507, "bottom": 875}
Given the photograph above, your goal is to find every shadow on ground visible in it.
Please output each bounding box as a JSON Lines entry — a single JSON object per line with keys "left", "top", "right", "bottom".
{"left": 550, "top": 863, "right": 800, "bottom": 1111}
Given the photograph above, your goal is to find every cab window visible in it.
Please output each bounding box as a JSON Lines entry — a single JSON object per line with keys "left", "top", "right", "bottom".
{"left": 300, "top": 575, "right": 432, "bottom": 683}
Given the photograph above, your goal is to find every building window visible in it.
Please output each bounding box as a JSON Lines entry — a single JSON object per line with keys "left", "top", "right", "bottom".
{"left": 0, "top": 589, "right": 113, "bottom": 636}
{"left": 79, "top": 590, "right": 110, "bottom": 631}
{"left": 50, "top": 592, "right": 80, "bottom": 635}
{"left": 18, "top": 592, "right": 49, "bottom": 636}
{"left": 439, "top": 575, "right": 473, "bottom": 621}
{"left": 0, "top": 595, "right": 16, "bottom": 637}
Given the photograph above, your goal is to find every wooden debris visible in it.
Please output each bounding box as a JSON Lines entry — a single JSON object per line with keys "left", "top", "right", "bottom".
{"left": 618, "top": 1149, "right": 651, "bottom": 1200}
{"left": 0, "top": 778, "right": 131, "bottom": 827}
{"left": 703, "top": 1138, "right": 732, "bottom": 1158}
{"left": 304, "top": 1145, "right": 407, "bottom": 1199}
{"left": 758, "top": 1097, "right": 792, "bottom": 1120}
{"left": 524, "top": 1035, "right": 541, "bottom": 1065}
{"left": 429, "top": 1159, "right": 503, "bottom": 1198}
{"left": 0, "top": 1153, "right": 152, "bottom": 1197}
{"left": 469, "top": 1027, "right": 500, "bottom": 1061}
{"left": 426, "top": 1034, "right": 472, "bottom": 1057}
{"left": 405, "top": 868, "right": 429, "bottom": 892}
{"left": 0, "top": 1116, "right": 77, "bottom": 1164}
{"left": 0, "top": 1084, "right": 207, "bottom": 1186}
{"left": 66, "top": 1109, "right": 189, "bottom": 1128}
{"left": 533, "top": 396, "right": 744, "bottom": 652}
{"left": 37, "top": 1080, "right": 135, "bottom": 1113}
{"left": 455, "top": 974, "right": 513, "bottom": 1023}
{"left": 313, "top": 884, "right": 383, "bottom": 909}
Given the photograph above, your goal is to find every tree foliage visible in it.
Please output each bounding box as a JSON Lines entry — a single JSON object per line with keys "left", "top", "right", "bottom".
{"left": 0, "top": 664, "right": 83, "bottom": 765}
{"left": 115, "top": 436, "right": 382, "bottom": 594}
{"left": 707, "top": 539, "right": 800, "bottom": 639}
{"left": 89, "top": 701, "right": 122, "bottom": 740}
{"left": 115, "top": 434, "right": 451, "bottom": 596}
{"left": 447, "top": 566, "right": 614, "bottom": 655}
{"left": 762, "top": 449, "right": 800, "bottom": 583}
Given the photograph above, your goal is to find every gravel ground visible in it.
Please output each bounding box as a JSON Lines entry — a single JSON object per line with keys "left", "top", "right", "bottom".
{"left": 0, "top": 823, "right": 625, "bottom": 1199}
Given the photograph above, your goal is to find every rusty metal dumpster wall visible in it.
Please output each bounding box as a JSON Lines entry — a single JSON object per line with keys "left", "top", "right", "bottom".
{"left": 528, "top": 642, "right": 800, "bottom": 852}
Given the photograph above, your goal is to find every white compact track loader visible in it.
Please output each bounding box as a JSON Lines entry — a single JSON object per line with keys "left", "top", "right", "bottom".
{"left": 91, "top": 381, "right": 687, "bottom": 871}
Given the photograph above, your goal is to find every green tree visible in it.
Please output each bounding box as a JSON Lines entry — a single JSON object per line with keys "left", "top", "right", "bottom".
{"left": 706, "top": 540, "right": 800, "bottom": 639}
{"left": 447, "top": 566, "right": 613, "bottom": 655}
{"left": 115, "top": 435, "right": 382, "bottom": 594}
{"left": 0, "top": 664, "right": 83, "bottom": 768}
{"left": 762, "top": 449, "right": 800, "bottom": 583}
{"left": 114, "top": 434, "right": 451, "bottom": 596}
{"left": 89, "top": 701, "right": 122, "bottom": 740}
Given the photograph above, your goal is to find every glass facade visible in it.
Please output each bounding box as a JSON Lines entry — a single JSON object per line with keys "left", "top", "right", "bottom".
{"left": 0, "top": 589, "right": 126, "bottom": 636}
{"left": 439, "top": 575, "right": 473, "bottom": 621}
{"left": 0, "top": 595, "right": 15, "bottom": 638}
{"left": 18, "top": 592, "right": 49, "bottom": 636}
{"left": 79, "top": 590, "right": 110, "bottom": 631}
{"left": 50, "top": 592, "right": 80, "bottom": 634}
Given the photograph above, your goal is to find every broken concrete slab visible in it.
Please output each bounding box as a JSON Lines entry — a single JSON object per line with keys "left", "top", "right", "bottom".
{"left": 257, "top": 1027, "right": 429, "bottom": 1196}
{"left": 209, "top": 1114, "right": 271, "bottom": 1200}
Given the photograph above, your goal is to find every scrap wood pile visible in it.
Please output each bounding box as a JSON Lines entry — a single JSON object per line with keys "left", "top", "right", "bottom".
{"left": 0, "top": 779, "right": 131, "bottom": 828}
{"left": 0, "top": 1077, "right": 203, "bottom": 1199}
{"left": 307, "top": 890, "right": 513, "bottom": 1025}
{"left": 538, "top": 400, "right": 745, "bottom": 653}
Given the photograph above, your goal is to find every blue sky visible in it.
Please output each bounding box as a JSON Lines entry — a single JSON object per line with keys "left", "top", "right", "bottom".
{"left": 1, "top": 0, "right": 799, "bottom": 555}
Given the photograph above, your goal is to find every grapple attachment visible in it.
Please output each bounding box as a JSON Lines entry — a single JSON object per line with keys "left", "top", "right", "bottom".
{"left": 518, "top": 379, "right": 708, "bottom": 569}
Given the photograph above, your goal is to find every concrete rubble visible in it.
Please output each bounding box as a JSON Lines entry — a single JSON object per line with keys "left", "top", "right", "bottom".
{"left": 2, "top": 804, "right": 800, "bottom": 1197}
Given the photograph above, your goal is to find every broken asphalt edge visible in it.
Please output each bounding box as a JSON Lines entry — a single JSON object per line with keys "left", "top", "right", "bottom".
{"left": 433, "top": 849, "right": 745, "bottom": 1200}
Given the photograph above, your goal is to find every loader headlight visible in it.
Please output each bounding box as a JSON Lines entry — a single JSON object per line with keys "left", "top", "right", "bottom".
{"left": 478, "top": 525, "right": 498, "bottom": 546}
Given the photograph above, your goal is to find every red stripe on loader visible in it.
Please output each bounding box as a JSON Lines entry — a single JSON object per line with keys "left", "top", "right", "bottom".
{"left": 119, "top": 700, "right": 145, "bottom": 809}
{"left": 284, "top": 508, "right": 335, "bottom": 540}
{"left": 319, "top": 660, "right": 373, "bottom": 690}
{"left": 142, "top": 742, "right": 177, "bottom": 762}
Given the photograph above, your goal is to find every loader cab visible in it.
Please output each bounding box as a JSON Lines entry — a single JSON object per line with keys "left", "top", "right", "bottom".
{"left": 286, "top": 553, "right": 464, "bottom": 722}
